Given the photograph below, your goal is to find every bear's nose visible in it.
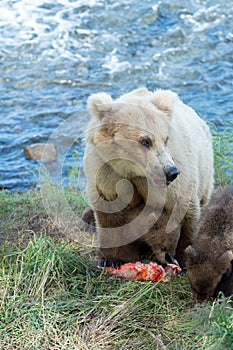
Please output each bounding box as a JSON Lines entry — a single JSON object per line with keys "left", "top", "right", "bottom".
{"left": 164, "top": 165, "right": 180, "bottom": 185}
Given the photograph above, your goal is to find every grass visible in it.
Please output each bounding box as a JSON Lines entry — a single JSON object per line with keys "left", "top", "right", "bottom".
{"left": 0, "top": 122, "right": 232, "bottom": 349}
{"left": 209, "top": 121, "right": 233, "bottom": 186}
{"left": 1, "top": 234, "right": 233, "bottom": 349}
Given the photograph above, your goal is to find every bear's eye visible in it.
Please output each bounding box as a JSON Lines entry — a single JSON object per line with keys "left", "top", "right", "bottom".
{"left": 139, "top": 137, "right": 152, "bottom": 148}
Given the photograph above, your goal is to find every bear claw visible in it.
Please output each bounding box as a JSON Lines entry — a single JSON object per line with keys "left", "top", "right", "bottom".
{"left": 97, "top": 258, "right": 124, "bottom": 268}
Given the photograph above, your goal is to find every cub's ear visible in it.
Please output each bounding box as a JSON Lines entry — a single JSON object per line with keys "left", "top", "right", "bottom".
{"left": 87, "top": 92, "right": 113, "bottom": 119}
{"left": 153, "top": 89, "right": 178, "bottom": 116}
{"left": 217, "top": 250, "right": 233, "bottom": 274}
{"left": 185, "top": 245, "right": 199, "bottom": 265}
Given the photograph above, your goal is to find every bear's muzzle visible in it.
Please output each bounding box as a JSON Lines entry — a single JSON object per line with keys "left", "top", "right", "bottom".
{"left": 164, "top": 165, "right": 180, "bottom": 185}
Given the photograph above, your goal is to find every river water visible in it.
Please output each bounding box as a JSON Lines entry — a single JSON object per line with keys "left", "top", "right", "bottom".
{"left": 1, "top": 0, "right": 233, "bottom": 190}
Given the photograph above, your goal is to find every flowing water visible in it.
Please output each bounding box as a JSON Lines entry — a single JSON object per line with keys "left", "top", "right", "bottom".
{"left": 1, "top": 0, "right": 233, "bottom": 190}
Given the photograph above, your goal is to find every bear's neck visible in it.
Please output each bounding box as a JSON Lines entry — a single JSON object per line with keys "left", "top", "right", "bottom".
{"left": 96, "top": 162, "right": 143, "bottom": 208}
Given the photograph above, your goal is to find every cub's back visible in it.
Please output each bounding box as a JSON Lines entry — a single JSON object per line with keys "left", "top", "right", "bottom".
{"left": 194, "top": 186, "right": 233, "bottom": 244}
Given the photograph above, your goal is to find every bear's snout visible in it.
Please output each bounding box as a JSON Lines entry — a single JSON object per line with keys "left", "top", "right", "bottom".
{"left": 164, "top": 165, "right": 180, "bottom": 185}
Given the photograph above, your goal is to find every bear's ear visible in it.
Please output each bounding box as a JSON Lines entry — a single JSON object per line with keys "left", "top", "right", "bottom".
{"left": 185, "top": 245, "right": 199, "bottom": 265}
{"left": 153, "top": 89, "right": 178, "bottom": 116}
{"left": 87, "top": 92, "right": 113, "bottom": 119}
{"left": 216, "top": 250, "right": 233, "bottom": 274}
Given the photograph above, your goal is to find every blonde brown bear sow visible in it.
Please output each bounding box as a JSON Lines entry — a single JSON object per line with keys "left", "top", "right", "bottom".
{"left": 185, "top": 186, "right": 233, "bottom": 302}
{"left": 83, "top": 87, "right": 214, "bottom": 268}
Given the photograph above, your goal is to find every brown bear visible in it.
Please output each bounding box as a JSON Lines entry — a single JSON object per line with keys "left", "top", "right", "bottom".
{"left": 185, "top": 186, "right": 233, "bottom": 301}
{"left": 83, "top": 87, "right": 214, "bottom": 267}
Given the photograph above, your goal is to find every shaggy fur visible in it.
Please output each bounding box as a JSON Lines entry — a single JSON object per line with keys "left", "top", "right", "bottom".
{"left": 185, "top": 186, "right": 233, "bottom": 301}
{"left": 83, "top": 87, "right": 214, "bottom": 267}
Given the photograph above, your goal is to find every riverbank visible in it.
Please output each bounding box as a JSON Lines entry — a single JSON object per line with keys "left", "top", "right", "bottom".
{"left": 1, "top": 190, "right": 233, "bottom": 349}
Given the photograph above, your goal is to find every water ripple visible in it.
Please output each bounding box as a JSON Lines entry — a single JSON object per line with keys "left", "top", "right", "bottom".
{"left": 0, "top": 0, "right": 232, "bottom": 189}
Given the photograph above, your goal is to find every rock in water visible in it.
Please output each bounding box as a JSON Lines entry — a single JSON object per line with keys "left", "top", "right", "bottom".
{"left": 24, "top": 143, "right": 57, "bottom": 162}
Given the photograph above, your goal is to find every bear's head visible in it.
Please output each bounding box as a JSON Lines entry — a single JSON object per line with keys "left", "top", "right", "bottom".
{"left": 185, "top": 246, "right": 233, "bottom": 302}
{"left": 86, "top": 88, "right": 180, "bottom": 186}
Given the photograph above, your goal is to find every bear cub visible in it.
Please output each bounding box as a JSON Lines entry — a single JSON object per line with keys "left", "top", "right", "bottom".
{"left": 185, "top": 186, "right": 233, "bottom": 302}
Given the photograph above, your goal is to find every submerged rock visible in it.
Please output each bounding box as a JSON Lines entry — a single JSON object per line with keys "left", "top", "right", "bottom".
{"left": 24, "top": 143, "right": 57, "bottom": 162}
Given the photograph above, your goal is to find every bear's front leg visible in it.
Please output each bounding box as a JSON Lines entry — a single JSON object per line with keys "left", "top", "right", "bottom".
{"left": 143, "top": 212, "right": 181, "bottom": 265}
{"left": 98, "top": 244, "right": 142, "bottom": 267}
{"left": 175, "top": 201, "right": 200, "bottom": 267}
{"left": 95, "top": 208, "right": 151, "bottom": 266}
